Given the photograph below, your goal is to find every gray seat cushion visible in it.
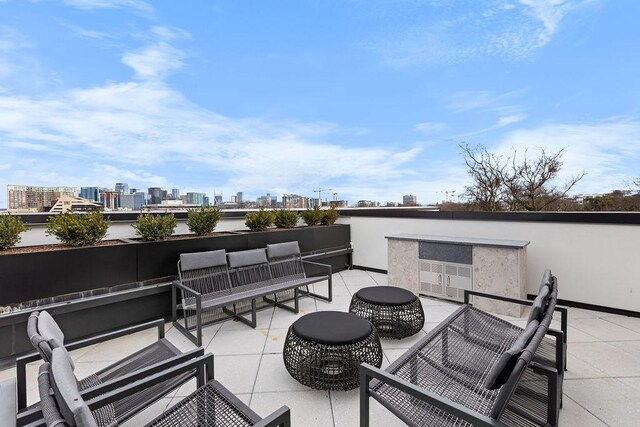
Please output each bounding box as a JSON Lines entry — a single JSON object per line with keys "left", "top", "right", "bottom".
{"left": 180, "top": 250, "right": 227, "bottom": 271}
{"left": 355, "top": 286, "right": 417, "bottom": 306}
{"left": 292, "top": 311, "right": 373, "bottom": 345}
{"left": 50, "top": 348, "right": 97, "bottom": 427}
{"left": 484, "top": 320, "right": 539, "bottom": 390}
{"left": 267, "top": 241, "right": 301, "bottom": 259}
{"left": 228, "top": 248, "right": 268, "bottom": 268}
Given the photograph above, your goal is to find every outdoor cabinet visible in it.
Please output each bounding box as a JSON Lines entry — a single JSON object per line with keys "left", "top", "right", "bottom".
{"left": 387, "top": 234, "right": 529, "bottom": 317}
{"left": 418, "top": 242, "right": 473, "bottom": 301}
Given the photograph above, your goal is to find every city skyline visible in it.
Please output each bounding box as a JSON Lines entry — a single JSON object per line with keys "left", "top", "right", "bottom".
{"left": 1, "top": 1, "right": 639, "bottom": 209}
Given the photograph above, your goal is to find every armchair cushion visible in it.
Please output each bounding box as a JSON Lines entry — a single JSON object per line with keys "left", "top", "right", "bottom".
{"left": 484, "top": 320, "right": 539, "bottom": 390}
{"left": 50, "top": 348, "right": 97, "bottom": 427}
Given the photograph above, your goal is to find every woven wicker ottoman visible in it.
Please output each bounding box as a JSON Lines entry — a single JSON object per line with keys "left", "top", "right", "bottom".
{"left": 283, "top": 311, "right": 383, "bottom": 390}
{"left": 349, "top": 286, "right": 425, "bottom": 339}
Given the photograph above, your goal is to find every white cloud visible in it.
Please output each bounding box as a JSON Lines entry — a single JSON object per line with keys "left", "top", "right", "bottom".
{"left": 61, "top": 22, "right": 114, "bottom": 40}
{"left": 0, "top": 78, "right": 424, "bottom": 205}
{"left": 446, "top": 90, "right": 528, "bottom": 135}
{"left": 519, "top": 0, "right": 573, "bottom": 47}
{"left": 120, "top": 26, "right": 190, "bottom": 79}
{"left": 121, "top": 42, "right": 186, "bottom": 79}
{"left": 0, "top": 26, "right": 32, "bottom": 51}
{"left": 494, "top": 119, "right": 640, "bottom": 193}
{"left": 365, "top": 0, "right": 585, "bottom": 66}
{"left": 447, "top": 90, "right": 525, "bottom": 114}
{"left": 497, "top": 113, "right": 527, "bottom": 126}
{"left": 414, "top": 121, "right": 449, "bottom": 134}
{"left": 62, "top": 0, "right": 153, "bottom": 13}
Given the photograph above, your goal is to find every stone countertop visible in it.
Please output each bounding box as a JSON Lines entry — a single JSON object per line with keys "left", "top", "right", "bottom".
{"left": 385, "top": 233, "right": 530, "bottom": 248}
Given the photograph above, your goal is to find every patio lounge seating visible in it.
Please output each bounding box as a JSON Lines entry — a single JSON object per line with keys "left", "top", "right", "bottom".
{"left": 37, "top": 347, "right": 290, "bottom": 426}
{"left": 16, "top": 311, "right": 202, "bottom": 425}
{"left": 360, "top": 270, "right": 565, "bottom": 427}
{"left": 173, "top": 245, "right": 332, "bottom": 346}
{"left": 267, "top": 241, "right": 333, "bottom": 303}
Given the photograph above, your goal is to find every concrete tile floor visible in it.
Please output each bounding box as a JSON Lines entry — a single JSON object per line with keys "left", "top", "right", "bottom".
{"left": 3, "top": 269, "right": 639, "bottom": 426}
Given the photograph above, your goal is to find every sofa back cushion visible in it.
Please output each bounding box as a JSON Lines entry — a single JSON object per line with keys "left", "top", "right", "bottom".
{"left": 180, "top": 250, "right": 227, "bottom": 272}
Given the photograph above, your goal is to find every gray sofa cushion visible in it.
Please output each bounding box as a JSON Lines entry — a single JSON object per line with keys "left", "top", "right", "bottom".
{"left": 180, "top": 250, "right": 227, "bottom": 271}
{"left": 31, "top": 311, "right": 74, "bottom": 369}
{"left": 267, "top": 241, "right": 301, "bottom": 259}
{"left": 527, "top": 285, "right": 550, "bottom": 324}
{"left": 50, "top": 348, "right": 97, "bottom": 427}
{"left": 484, "top": 320, "right": 539, "bottom": 390}
{"left": 228, "top": 248, "right": 268, "bottom": 268}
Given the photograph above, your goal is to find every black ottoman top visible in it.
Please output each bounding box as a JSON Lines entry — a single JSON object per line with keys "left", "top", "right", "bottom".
{"left": 292, "top": 311, "right": 372, "bottom": 345}
{"left": 355, "top": 286, "right": 417, "bottom": 306}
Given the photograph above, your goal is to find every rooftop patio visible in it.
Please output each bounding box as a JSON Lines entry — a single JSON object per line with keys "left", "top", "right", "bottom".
{"left": 3, "top": 269, "right": 639, "bottom": 426}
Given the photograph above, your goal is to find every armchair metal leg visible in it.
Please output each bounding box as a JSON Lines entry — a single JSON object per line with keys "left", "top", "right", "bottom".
{"left": 360, "top": 367, "right": 371, "bottom": 427}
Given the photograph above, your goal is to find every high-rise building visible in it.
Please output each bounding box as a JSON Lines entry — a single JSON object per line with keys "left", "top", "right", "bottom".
{"left": 172, "top": 188, "right": 180, "bottom": 199}
{"left": 203, "top": 196, "right": 210, "bottom": 206}
{"left": 213, "top": 194, "right": 223, "bottom": 206}
{"left": 115, "top": 183, "right": 129, "bottom": 195}
{"left": 7, "top": 185, "right": 77, "bottom": 212}
{"left": 148, "top": 187, "right": 163, "bottom": 205}
{"left": 309, "top": 198, "right": 320, "bottom": 209}
{"left": 236, "top": 192, "right": 243, "bottom": 204}
{"left": 257, "top": 193, "right": 277, "bottom": 208}
{"left": 134, "top": 192, "right": 146, "bottom": 210}
{"left": 282, "top": 194, "right": 308, "bottom": 209}
{"left": 403, "top": 194, "right": 417, "bottom": 206}
{"left": 186, "top": 192, "right": 207, "bottom": 205}
{"left": 80, "top": 187, "right": 102, "bottom": 202}
{"left": 100, "top": 190, "right": 120, "bottom": 210}
{"left": 120, "top": 193, "right": 135, "bottom": 210}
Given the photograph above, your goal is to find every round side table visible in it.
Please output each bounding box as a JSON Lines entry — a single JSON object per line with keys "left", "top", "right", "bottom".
{"left": 349, "top": 286, "right": 425, "bottom": 339}
{"left": 283, "top": 311, "right": 383, "bottom": 390}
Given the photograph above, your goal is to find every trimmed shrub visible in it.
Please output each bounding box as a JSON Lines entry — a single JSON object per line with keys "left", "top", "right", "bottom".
{"left": 321, "top": 207, "right": 340, "bottom": 225}
{"left": 245, "top": 209, "right": 275, "bottom": 232}
{"left": 300, "top": 206, "right": 323, "bottom": 226}
{"left": 132, "top": 213, "right": 176, "bottom": 241}
{"left": 0, "top": 214, "right": 28, "bottom": 250}
{"left": 274, "top": 209, "right": 299, "bottom": 228}
{"left": 46, "top": 211, "right": 109, "bottom": 247}
{"left": 187, "top": 206, "right": 221, "bottom": 236}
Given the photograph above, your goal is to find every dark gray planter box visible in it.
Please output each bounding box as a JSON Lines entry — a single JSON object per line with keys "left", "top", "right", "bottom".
{"left": 0, "top": 224, "right": 350, "bottom": 362}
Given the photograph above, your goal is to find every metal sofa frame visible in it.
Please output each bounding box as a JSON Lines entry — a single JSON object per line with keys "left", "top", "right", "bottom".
{"left": 173, "top": 245, "right": 332, "bottom": 346}
{"left": 360, "top": 270, "right": 566, "bottom": 427}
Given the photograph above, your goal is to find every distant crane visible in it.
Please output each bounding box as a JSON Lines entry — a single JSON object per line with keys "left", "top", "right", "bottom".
{"left": 314, "top": 188, "right": 332, "bottom": 206}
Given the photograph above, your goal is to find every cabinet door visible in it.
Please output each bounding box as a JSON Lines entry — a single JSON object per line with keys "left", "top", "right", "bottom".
{"left": 444, "top": 263, "right": 473, "bottom": 300}
{"left": 419, "top": 261, "right": 444, "bottom": 296}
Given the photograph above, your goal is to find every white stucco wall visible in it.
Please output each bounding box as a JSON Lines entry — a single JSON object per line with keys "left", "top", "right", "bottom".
{"left": 342, "top": 216, "right": 640, "bottom": 312}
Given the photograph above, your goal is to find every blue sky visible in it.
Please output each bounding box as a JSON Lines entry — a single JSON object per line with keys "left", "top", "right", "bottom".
{"left": 0, "top": 0, "right": 639, "bottom": 207}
